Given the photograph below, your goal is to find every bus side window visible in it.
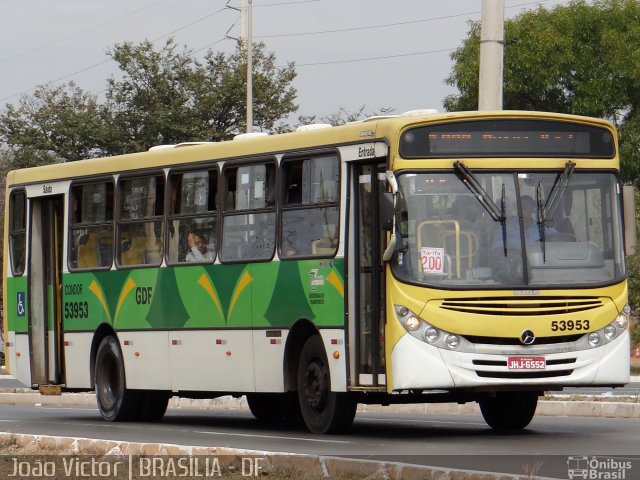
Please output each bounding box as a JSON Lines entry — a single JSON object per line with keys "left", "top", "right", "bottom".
{"left": 8, "top": 190, "right": 26, "bottom": 275}
{"left": 167, "top": 168, "right": 218, "bottom": 265}
{"left": 220, "top": 162, "right": 276, "bottom": 262}
{"left": 69, "top": 181, "right": 114, "bottom": 270}
{"left": 280, "top": 155, "right": 340, "bottom": 259}
{"left": 117, "top": 175, "right": 164, "bottom": 267}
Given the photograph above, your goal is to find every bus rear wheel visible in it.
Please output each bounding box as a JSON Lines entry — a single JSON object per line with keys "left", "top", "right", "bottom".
{"left": 94, "top": 336, "right": 141, "bottom": 422}
{"left": 297, "top": 335, "right": 356, "bottom": 434}
{"left": 479, "top": 391, "right": 539, "bottom": 431}
{"left": 140, "top": 391, "right": 171, "bottom": 422}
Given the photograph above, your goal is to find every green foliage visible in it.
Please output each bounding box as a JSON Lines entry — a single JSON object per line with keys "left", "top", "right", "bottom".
{"left": 627, "top": 252, "right": 640, "bottom": 311}
{"left": 627, "top": 188, "right": 640, "bottom": 313}
{"left": 0, "top": 38, "right": 298, "bottom": 165}
{"left": 103, "top": 39, "right": 297, "bottom": 154}
{"left": 445, "top": 0, "right": 640, "bottom": 185}
{"left": 0, "top": 83, "right": 109, "bottom": 167}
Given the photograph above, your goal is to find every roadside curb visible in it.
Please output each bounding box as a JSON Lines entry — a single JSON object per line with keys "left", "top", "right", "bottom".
{"left": 1, "top": 390, "right": 639, "bottom": 418}
{"left": 0, "top": 431, "right": 553, "bottom": 480}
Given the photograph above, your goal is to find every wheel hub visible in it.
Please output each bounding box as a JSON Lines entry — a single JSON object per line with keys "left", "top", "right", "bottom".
{"left": 303, "top": 360, "right": 328, "bottom": 411}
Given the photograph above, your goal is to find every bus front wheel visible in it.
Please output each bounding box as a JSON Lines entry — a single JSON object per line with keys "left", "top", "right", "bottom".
{"left": 479, "top": 391, "right": 538, "bottom": 431}
{"left": 246, "top": 393, "right": 300, "bottom": 421}
{"left": 297, "top": 335, "right": 356, "bottom": 434}
{"left": 94, "top": 336, "right": 141, "bottom": 422}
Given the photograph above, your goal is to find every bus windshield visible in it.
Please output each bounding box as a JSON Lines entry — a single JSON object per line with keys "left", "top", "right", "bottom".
{"left": 391, "top": 170, "right": 625, "bottom": 288}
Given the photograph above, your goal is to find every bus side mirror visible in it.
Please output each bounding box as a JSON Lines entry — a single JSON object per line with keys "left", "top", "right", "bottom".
{"left": 380, "top": 192, "right": 395, "bottom": 231}
{"left": 623, "top": 185, "right": 637, "bottom": 256}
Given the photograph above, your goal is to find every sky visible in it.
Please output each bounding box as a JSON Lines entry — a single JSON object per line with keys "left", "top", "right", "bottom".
{"left": 0, "top": 0, "right": 571, "bottom": 124}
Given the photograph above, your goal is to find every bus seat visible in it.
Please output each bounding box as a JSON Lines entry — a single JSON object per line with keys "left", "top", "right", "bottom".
{"left": 144, "top": 245, "right": 163, "bottom": 264}
{"left": 97, "top": 238, "right": 113, "bottom": 267}
{"left": 119, "top": 236, "right": 146, "bottom": 266}
{"left": 312, "top": 239, "right": 336, "bottom": 255}
{"left": 77, "top": 233, "right": 97, "bottom": 268}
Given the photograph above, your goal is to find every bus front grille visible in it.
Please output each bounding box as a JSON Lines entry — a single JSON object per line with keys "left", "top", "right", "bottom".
{"left": 439, "top": 296, "right": 603, "bottom": 316}
{"left": 463, "top": 333, "right": 584, "bottom": 345}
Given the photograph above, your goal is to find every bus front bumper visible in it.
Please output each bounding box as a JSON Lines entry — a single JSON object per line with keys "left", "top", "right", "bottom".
{"left": 390, "top": 330, "right": 630, "bottom": 391}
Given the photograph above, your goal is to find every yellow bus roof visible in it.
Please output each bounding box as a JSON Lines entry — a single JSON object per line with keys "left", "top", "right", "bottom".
{"left": 5, "top": 110, "right": 616, "bottom": 187}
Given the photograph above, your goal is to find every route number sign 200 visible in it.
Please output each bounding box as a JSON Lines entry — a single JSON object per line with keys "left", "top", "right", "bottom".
{"left": 550, "top": 320, "right": 590, "bottom": 332}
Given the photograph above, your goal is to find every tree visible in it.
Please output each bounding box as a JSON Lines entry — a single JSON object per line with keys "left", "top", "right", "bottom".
{"left": 189, "top": 40, "right": 297, "bottom": 142}
{"left": 103, "top": 39, "right": 198, "bottom": 155}
{"left": 0, "top": 83, "right": 109, "bottom": 167}
{"left": 104, "top": 38, "right": 297, "bottom": 154}
{"left": 444, "top": 0, "right": 640, "bottom": 185}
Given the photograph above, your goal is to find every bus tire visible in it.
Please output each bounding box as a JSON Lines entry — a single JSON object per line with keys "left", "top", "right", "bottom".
{"left": 246, "top": 393, "right": 285, "bottom": 421}
{"left": 247, "top": 393, "right": 301, "bottom": 421}
{"left": 297, "top": 335, "right": 356, "bottom": 434}
{"left": 94, "top": 336, "right": 141, "bottom": 422}
{"left": 479, "top": 391, "right": 538, "bottom": 431}
{"left": 140, "top": 391, "right": 170, "bottom": 422}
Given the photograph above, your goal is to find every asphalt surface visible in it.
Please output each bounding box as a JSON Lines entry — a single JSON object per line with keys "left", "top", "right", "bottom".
{"left": 0, "top": 403, "right": 639, "bottom": 478}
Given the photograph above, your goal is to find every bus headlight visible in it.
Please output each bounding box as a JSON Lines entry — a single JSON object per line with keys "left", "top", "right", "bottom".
{"left": 614, "top": 312, "right": 629, "bottom": 328}
{"left": 588, "top": 332, "right": 601, "bottom": 347}
{"left": 405, "top": 315, "right": 421, "bottom": 331}
{"left": 424, "top": 327, "right": 439, "bottom": 343}
{"left": 445, "top": 335, "right": 460, "bottom": 350}
{"left": 604, "top": 325, "right": 616, "bottom": 340}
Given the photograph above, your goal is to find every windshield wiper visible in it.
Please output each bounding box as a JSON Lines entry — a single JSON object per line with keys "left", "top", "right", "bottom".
{"left": 454, "top": 161, "right": 507, "bottom": 255}
{"left": 544, "top": 161, "right": 576, "bottom": 225}
{"left": 536, "top": 182, "right": 547, "bottom": 263}
{"left": 454, "top": 161, "right": 505, "bottom": 222}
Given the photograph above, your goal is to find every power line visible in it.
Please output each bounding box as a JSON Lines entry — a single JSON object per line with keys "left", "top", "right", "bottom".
{"left": 256, "top": 0, "right": 551, "bottom": 39}
{"left": 0, "top": 0, "right": 169, "bottom": 66}
{"left": 150, "top": 7, "right": 228, "bottom": 42}
{"left": 192, "top": 37, "right": 229, "bottom": 55}
{"left": 0, "top": 7, "right": 232, "bottom": 103}
{"left": 253, "top": 0, "right": 321, "bottom": 6}
{"left": 294, "top": 47, "right": 456, "bottom": 67}
{"left": 258, "top": 13, "right": 480, "bottom": 38}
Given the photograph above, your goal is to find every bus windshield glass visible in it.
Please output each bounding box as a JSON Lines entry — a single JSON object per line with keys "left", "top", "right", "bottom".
{"left": 391, "top": 171, "right": 625, "bottom": 288}
{"left": 399, "top": 119, "right": 615, "bottom": 158}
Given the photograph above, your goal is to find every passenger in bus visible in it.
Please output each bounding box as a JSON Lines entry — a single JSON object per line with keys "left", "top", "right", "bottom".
{"left": 186, "top": 231, "right": 214, "bottom": 262}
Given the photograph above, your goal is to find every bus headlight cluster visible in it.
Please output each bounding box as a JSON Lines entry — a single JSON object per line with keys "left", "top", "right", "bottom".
{"left": 584, "top": 305, "right": 629, "bottom": 349}
{"left": 394, "top": 305, "right": 467, "bottom": 351}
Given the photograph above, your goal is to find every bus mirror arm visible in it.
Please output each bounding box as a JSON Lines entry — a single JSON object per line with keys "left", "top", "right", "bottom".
{"left": 383, "top": 171, "right": 399, "bottom": 262}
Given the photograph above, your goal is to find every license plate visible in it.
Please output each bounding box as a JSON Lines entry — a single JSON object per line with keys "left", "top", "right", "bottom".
{"left": 507, "top": 356, "right": 546, "bottom": 370}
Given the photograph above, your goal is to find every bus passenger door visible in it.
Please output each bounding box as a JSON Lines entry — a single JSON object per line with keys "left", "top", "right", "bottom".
{"left": 348, "top": 162, "right": 386, "bottom": 388}
{"left": 28, "top": 195, "right": 64, "bottom": 387}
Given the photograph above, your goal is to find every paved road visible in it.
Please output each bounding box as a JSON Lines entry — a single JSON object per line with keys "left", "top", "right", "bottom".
{"left": 7, "top": 372, "right": 640, "bottom": 396}
{"left": 0, "top": 403, "right": 638, "bottom": 479}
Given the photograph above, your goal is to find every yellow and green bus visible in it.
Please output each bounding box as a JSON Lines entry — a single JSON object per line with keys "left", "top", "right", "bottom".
{"left": 3, "top": 110, "right": 634, "bottom": 433}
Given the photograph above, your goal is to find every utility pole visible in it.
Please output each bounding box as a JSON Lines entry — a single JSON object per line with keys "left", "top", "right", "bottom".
{"left": 241, "top": 0, "right": 254, "bottom": 133}
{"left": 478, "top": 0, "right": 504, "bottom": 110}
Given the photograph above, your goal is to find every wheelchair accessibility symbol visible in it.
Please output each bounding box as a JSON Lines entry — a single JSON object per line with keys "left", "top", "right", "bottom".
{"left": 17, "top": 292, "right": 25, "bottom": 316}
